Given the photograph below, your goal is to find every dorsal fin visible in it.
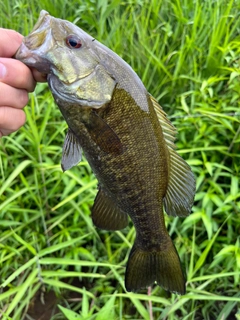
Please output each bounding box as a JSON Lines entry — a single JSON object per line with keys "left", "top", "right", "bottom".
{"left": 150, "top": 95, "right": 177, "bottom": 150}
{"left": 150, "top": 95, "right": 195, "bottom": 217}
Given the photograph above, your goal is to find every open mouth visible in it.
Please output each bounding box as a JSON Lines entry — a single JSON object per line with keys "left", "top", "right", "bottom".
{"left": 14, "top": 11, "right": 53, "bottom": 73}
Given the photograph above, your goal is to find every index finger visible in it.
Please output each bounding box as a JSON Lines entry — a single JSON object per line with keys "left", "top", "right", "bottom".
{"left": 0, "top": 28, "right": 23, "bottom": 57}
{"left": 0, "top": 28, "right": 47, "bottom": 83}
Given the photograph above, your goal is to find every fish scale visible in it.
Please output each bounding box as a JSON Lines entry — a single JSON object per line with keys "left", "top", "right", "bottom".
{"left": 15, "top": 10, "right": 195, "bottom": 294}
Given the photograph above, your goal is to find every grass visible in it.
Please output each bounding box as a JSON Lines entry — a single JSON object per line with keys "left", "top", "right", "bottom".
{"left": 0, "top": 0, "right": 240, "bottom": 319}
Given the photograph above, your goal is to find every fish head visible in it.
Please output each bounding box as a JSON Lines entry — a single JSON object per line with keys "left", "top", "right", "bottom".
{"left": 15, "top": 10, "right": 116, "bottom": 108}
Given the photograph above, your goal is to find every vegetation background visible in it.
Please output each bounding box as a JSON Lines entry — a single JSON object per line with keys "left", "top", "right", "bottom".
{"left": 0, "top": 0, "right": 240, "bottom": 319}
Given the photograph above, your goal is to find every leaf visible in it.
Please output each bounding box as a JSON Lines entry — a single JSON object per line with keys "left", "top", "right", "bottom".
{"left": 1, "top": 257, "right": 38, "bottom": 288}
{"left": 51, "top": 179, "right": 97, "bottom": 210}
{"left": 58, "top": 305, "right": 82, "bottom": 320}
{"left": 193, "top": 217, "right": 228, "bottom": 276}
{"left": 201, "top": 210, "right": 212, "bottom": 239}
{"left": 205, "top": 161, "right": 213, "bottom": 176}
{"left": 128, "top": 296, "right": 149, "bottom": 319}
{"left": 3, "top": 269, "right": 38, "bottom": 317}
{"left": 0, "top": 160, "right": 32, "bottom": 195}
{"left": 39, "top": 257, "right": 119, "bottom": 269}
{"left": 95, "top": 294, "right": 116, "bottom": 320}
{"left": 231, "top": 176, "right": 239, "bottom": 196}
{"left": 41, "top": 270, "right": 104, "bottom": 279}
{"left": 43, "top": 279, "right": 94, "bottom": 298}
{"left": 0, "top": 287, "right": 19, "bottom": 302}
{"left": 38, "top": 234, "right": 90, "bottom": 257}
{"left": 0, "top": 188, "right": 31, "bottom": 211}
{"left": 82, "top": 288, "right": 91, "bottom": 318}
{"left": 78, "top": 247, "right": 96, "bottom": 262}
{"left": 12, "top": 231, "right": 37, "bottom": 255}
{"left": 0, "top": 220, "right": 21, "bottom": 227}
{"left": 217, "top": 292, "right": 240, "bottom": 320}
{"left": 180, "top": 94, "right": 189, "bottom": 113}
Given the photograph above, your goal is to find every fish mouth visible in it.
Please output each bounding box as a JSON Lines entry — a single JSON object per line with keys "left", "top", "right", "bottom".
{"left": 14, "top": 10, "right": 52, "bottom": 73}
{"left": 15, "top": 42, "right": 51, "bottom": 73}
{"left": 31, "top": 10, "right": 51, "bottom": 33}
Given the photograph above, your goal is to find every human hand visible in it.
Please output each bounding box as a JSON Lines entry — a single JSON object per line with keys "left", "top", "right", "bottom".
{"left": 0, "top": 28, "right": 47, "bottom": 137}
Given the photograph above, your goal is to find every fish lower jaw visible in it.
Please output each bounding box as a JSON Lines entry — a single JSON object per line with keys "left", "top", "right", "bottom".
{"left": 48, "top": 75, "right": 108, "bottom": 109}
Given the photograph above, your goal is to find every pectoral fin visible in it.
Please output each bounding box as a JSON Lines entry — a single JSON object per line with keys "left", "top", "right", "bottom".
{"left": 84, "top": 110, "right": 124, "bottom": 156}
{"left": 61, "top": 129, "right": 82, "bottom": 172}
{"left": 92, "top": 188, "right": 129, "bottom": 231}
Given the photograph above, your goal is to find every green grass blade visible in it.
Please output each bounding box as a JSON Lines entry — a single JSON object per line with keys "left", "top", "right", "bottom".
{"left": 3, "top": 269, "right": 38, "bottom": 317}
{"left": 1, "top": 257, "right": 38, "bottom": 288}
{"left": 0, "top": 160, "right": 32, "bottom": 196}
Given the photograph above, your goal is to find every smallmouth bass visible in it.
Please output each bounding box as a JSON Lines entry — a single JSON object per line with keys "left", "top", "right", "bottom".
{"left": 15, "top": 10, "right": 195, "bottom": 294}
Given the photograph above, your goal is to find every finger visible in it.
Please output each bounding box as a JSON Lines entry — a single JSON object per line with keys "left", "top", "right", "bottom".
{"left": 0, "top": 30, "right": 47, "bottom": 84}
{"left": 31, "top": 68, "right": 48, "bottom": 83}
{"left": 0, "top": 82, "right": 29, "bottom": 109}
{"left": 0, "top": 107, "right": 26, "bottom": 137}
{"left": 0, "top": 58, "right": 36, "bottom": 92}
{"left": 0, "top": 29, "right": 23, "bottom": 58}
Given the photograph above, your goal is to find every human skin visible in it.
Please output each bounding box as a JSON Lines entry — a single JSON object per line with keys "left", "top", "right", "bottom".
{"left": 0, "top": 28, "right": 46, "bottom": 137}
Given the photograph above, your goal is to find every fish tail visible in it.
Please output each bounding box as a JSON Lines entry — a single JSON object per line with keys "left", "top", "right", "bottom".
{"left": 125, "top": 237, "right": 186, "bottom": 294}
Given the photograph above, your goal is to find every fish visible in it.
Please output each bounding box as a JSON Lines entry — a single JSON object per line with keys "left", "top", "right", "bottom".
{"left": 15, "top": 10, "right": 195, "bottom": 294}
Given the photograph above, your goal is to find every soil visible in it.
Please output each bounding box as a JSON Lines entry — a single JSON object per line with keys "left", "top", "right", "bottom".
{"left": 25, "top": 289, "right": 59, "bottom": 320}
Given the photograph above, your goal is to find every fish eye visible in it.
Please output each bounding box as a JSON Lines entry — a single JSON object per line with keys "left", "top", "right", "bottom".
{"left": 66, "top": 35, "right": 82, "bottom": 49}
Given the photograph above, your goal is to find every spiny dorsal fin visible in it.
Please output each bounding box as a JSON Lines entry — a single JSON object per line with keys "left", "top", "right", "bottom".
{"left": 150, "top": 95, "right": 195, "bottom": 217}
{"left": 61, "top": 129, "right": 82, "bottom": 172}
{"left": 150, "top": 95, "right": 177, "bottom": 150}
{"left": 92, "top": 188, "right": 129, "bottom": 231}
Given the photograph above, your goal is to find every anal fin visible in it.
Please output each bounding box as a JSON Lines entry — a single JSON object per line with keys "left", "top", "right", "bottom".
{"left": 92, "top": 188, "right": 129, "bottom": 231}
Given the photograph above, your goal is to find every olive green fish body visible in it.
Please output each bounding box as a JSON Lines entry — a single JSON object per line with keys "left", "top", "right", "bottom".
{"left": 51, "top": 84, "right": 186, "bottom": 293}
{"left": 15, "top": 11, "right": 195, "bottom": 294}
{"left": 56, "top": 86, "right": 166, "bottom": 212}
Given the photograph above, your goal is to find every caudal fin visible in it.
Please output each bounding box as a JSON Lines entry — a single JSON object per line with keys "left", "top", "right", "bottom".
{"left": 125, "top": 238, "right": 186, "bottom": 294}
